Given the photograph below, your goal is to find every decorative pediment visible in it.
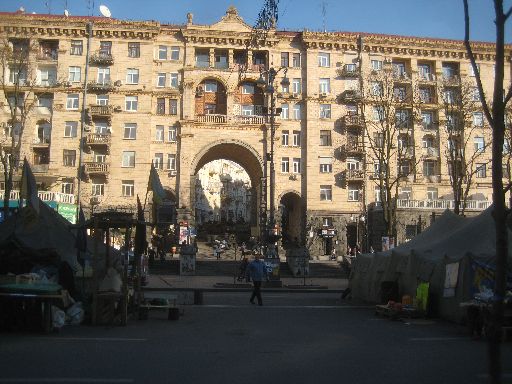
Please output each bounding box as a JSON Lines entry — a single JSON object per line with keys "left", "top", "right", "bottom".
{"left": 209, "top": 6, "right": 253, "bottom": 33}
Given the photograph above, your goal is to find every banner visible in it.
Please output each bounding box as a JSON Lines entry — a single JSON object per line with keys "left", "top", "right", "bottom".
{"left": 443, "top": 262, "right": 459, "bottom": 298}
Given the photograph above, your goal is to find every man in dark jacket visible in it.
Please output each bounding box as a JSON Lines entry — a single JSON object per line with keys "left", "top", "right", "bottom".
{"left": 246, "top": 254, "right": 268, "bottom": 306}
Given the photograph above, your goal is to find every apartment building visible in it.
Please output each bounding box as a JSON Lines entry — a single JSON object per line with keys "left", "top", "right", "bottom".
{"left": 0, "top": 7, "right": 508, "bottom": 255}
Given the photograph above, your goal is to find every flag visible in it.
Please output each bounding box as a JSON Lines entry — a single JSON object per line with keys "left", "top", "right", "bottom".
{"left": 75, "top": 204, "right": 87, "bottom": 253}
{"left": 134, "top": 195, "right": 147, "bottom": 256}
{"left": 20, "top": 158, "right": 39, "bottom": 214}
{"left": 148, "top": 162, "right": 165, "bottom": 205}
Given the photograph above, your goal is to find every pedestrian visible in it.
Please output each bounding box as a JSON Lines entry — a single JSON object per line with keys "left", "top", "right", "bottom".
{"left": 213, "top": 244, "right": 219, "bottom": 260}
{"left": 238, "top": 256, "right": 248, "bottom": 282}
{"left": 246, "top": 254, "right": 268, "bottom": 306}
{"left": 347, "top": 245, "right": 352, "bottom": 256}
{"left": 330, "top": 247, "right": 337, "bottom": 261}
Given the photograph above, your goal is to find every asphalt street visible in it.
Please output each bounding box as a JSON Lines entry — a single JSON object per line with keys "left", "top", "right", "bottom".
{"left": 0, "top": 292, "right": 511, "bottom": 384}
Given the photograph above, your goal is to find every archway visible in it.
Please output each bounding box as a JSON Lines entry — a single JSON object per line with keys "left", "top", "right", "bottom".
{"left": 279, "top": 191, "right": 302, "bottom": 248}
{"left": 190, "top": 140, "right": 263, "bottom": 242}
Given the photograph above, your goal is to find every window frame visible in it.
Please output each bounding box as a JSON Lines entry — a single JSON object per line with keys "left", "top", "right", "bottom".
{"left": 122, "top": 151, "right": 136, "bottom": 168}
{"left": 320, "top": 185, "right": 332, "bottom": 201}
{"left": 122, "top": 180, "right": 135, "bottom": 197}
{"left": 123, "top": 123, "right": 137, "bottom": 140}
{"left": 128, "top": 42, "right": 140, "bottom": 58}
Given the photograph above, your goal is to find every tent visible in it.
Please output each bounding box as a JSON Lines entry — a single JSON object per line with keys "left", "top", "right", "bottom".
{"left": 349, "top": 206, "right": 512, "bottom": 322}
{"left": 0, "top": 199, "right": 79, "bottom": 274}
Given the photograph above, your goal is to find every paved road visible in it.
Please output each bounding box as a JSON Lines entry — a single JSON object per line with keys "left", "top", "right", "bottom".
{"left": 1, "top": 293, "right": 511, "bottom": 384}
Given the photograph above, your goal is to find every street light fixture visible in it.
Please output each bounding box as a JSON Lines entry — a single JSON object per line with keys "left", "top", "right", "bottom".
{"left": 256, "top": 66, "right": 289, "bottom": 257}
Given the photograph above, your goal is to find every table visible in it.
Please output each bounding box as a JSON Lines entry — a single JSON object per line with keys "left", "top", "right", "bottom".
{"left": 0, "top": 283, "right": 63, "bottom": 333}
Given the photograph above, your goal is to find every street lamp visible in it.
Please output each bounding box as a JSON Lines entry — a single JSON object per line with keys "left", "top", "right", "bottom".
{"left": 351, "top": 214, "right": 366, "bottom": 253}
{"left": 256, "top": 66, "right": 289, "bottom": 256}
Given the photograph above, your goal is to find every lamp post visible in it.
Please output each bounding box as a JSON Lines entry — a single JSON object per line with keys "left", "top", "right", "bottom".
{"left": 256, "top": 67, "right": 289, "bottom": 256}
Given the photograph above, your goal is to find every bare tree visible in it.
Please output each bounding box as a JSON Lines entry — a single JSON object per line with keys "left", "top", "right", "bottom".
{"left": 463, "top": 1, "right": 511, "bottom": 383}
{"left": 0, "top": 37, "right": 40, "bottom": 216}
{"left": 357, "top": 61, "right": 421, "bottom": 240}
{"left": 438, "top": 79, "right": 492, "bottom": 215}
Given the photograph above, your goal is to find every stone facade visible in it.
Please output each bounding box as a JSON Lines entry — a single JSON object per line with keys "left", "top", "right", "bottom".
{"left": 0, "top": 8, "right": 509, "bottom": 256}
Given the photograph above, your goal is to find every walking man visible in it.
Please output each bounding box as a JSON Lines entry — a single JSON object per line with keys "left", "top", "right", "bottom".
{"left": 246, "top": 254, "right": 268, "bottom": 306}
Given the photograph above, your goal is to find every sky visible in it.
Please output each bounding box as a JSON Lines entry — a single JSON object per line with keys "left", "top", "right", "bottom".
{"left": 1, "top": 0, "right": 511, "bottom": 43}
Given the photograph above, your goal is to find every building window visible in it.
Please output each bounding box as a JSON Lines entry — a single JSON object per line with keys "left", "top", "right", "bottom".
{"left": 469, "top": 63, "right": 480, "bottom": 77}
{"left": 64, "top": 121, "right": 78, "bottom": 137}
{"left": 371, "top": 59, "right": 382, "bottom": 71}
{"left": 395, "top": 86, "right": 407, "bottom": 101}
{"left": 423, "top": 136, "right": 435, "bottom": 148}
{"left": 319, "top": 157, "right": 332, "bottom": 173}
{"left": 281, "top": 103, "right": 289, "bottom": 119}
{"left": 153, "top": 153, "right": 164, "bottom": 170}
{"left": 292, "top": 158, "right": 301, "bottom": 173}
{"left": 169, "top": 99, "right": 178, "bottom": 115}
{"left": 242, "top": 83, "right": 255, "bottom": 94}
{"left": 473, "top": 112, "right": 484, "bottom": 127}
{"left": 66, "top": 94, "right": 79, "bottom": 110}
{"left": 204, "top": 80, "right": 218, "bottom": 93}
{"left": 241, "top": 105, "right": 255, "bottom": 115}
{"left": 195, "top": 50, "right": 209, "bottom": 67}
{"left": 170, "top": 73, "right": 179, "bottom": 88}
{"left": 155, "top": 125, "right": 164, "bottom": 141}
{"left": 348, "top": 186, "right": 359, "bottom": 202}
{"left": 92, "top": 183, "right": 105, "bottom": 196}
{"left": 124, "top": 123, "right": 137, "bottom": 139}
{"left": 97, "top": 67, "right": 110, "bottom": 84}
{"left": 398, "top": 160, "right": 411, "bottom": 176}
{"left": 320, "top": 130, "right": 332, "bottom": 146}
{"left": 170, "top": 46, "right": 180, "bottom": 60}
{"left": 99, "top": 41, "right": 112, "bottom": 55}
{"left": 318, "top": 52, "right": 330, "bottom": 67}
{"left": 371, "top": 81, "right": 383, "bottom": 96}
{"left": 158, "top": 45, "right": 167, "bottom": 60}
{"left": 421, "top": 111, "right": 434, "bottom": 129}
{"left": 471, "top": 87, "right": 481, "bottom": 102}
{"left": 122, "top": 180, "right": 134, "bottom": 197}
{"left": 474, "top": 137, "right": 485, "bottom": 152}
{"left": 292, "top": 130, "right": 301, "bottom": 147}
{"left": 373, "top": 106, "right": 384, "bottom": 122}
{"left": 125, "top": 96, "right": 138, "bottom": 111}
{"left": 427, "top": 187, "right": 438, "bottom": 200}
{"left": 95, "top": 122, "right": 108, "bottom": 135}
{"left": 126, "top": 68, "right": 139, "bottom": 84}
{"left": 61, "top": 180, "right": 74, "bottom": 194}
{"left": 320, "top": 104, "right": 331, "bottom": 119}
{"left": 292, "top": 53, "right": 301, "bottom": 68}
{"left": 292, "top": 78, "right": 301, "bottom": 94}
{"left": 156, "top": 98, "right": 165, "bottom": 114}
{"left": 157, "top": 73, "right": 166, "bottom": 87}
{"left": 167, "top": 154, "right": 176, "bottom": 170}
{"left": 423, "top": 160, "right": 436, "bottom": 176}
{"left": 319, "top": 78, "right": 330, "bottom": 94}
{"left": 168, "top": 126, "right": 177, "bottom": 142}
{"left": 97, "top": 94, "right": 109, "bottom": 105}
{"left": 63, "top": 149, "right": 76, "bottom": 167}
{"left": 293, "top": 104, "right": 302, "bottom": 120}
{"left": 281, "top": 130, "right": 289, "bottom": 146}
{"left": 320, "top": 185, "right": 332, "bottom": 201}
{"left": 281, "top": 157, "right": 289, "bottom": 173}
{"left": 418, "top": 63, "right": 432, "bottom": 80}
{"left": 128, "top": 42, "right": 140, "bottom": 58}
{"left": 122, "top": 151, "right": 135, "bottom": 167}
{"left": 476, "top": 163, "right": 487, "bottom": 178}
{"left": 68, "top": 66, "right": 81, "bottom": 82}
{"left": 70, "top": 40, "right": 83, "bottom": 55}
{"left": 281, "top": 52, "right": 289, "bottom": 67}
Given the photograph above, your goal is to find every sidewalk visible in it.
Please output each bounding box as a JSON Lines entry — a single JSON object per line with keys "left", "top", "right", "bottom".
{"left": 147, "top": 274, "right": 349, "bottom": 291}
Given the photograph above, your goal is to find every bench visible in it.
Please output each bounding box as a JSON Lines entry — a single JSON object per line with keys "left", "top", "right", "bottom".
{"left": 138, "top": 292, "right": 180, "bottom": 320}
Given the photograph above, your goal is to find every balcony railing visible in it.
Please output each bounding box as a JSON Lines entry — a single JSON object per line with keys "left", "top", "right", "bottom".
{"left": 421, "top": 147, "right": 439, "bottom": 158}
{"left": 346, "top": 141, "right": 364, "bottom": 153}
{"left": 393, "top": 72, "right": 411, "bottom": 82}
{"left": 85, "top": 132, "right": 111, "bottom": 145}
{"left": 442, "top": 74, "right": 460, "bottom": 86}
{"left": 33, "top": 137, "right": 51, "bottom": 145}
{"left": 197, "top": 114, "right": 227, "bottom": 124}
{"left": 337, "top": 66, "right": 359, "bottom": 78}
{"left": 0, "top": 190, "right": 75, "bottom": 204}
{"left": 32, "top": 164, "right": 49, "bottom": 173}
{"left": 88, "top": 81, "right": 114, "bottom": 92}
{"left": 90, "top": 51, "right": 114, "bottom": 65}
{"left": 232, "top": 115, "right": 265, "bottom": 125}
{"left": 422, "top": 122, "right": 439, "bottom": 131}
{"left": 84, "top": 162, "right": 109, "bottom": 174}
{"left": 337, "top": 90, "right": 362, "bottom": 103}
{"left": 346, "top": 169, "right": 364, "bottom": 180}
{"left": 89, "top": 105, "right": 113, "bottom": 116}
{"left": 37, "top": 51, "right": 58, "bottom": 61}
{"left": 397, "top": 199, "right": 491, "bottom": 211}
{"left": 418, "top": 73, "right": 436, "bottom": 82}
{"left": 344, "top": 114, "right": 365, "bottom": 127}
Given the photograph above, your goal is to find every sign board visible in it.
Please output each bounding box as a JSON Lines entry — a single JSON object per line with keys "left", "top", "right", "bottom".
{"left": 57, "top": 203, "right": 77, "bottom": 224}
{"left": 317, "top": 228, "right": 337, "bottom": 238}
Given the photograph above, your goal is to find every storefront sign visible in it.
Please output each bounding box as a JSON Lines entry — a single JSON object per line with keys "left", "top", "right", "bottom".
{"left": 317, "top": 228, "right": 337, "bottom": 238}
{"left": 57, "top": 203, "right": 77, "bottom": 224}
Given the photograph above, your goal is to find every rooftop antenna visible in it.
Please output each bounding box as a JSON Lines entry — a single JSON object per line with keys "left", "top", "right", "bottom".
{"left": 45, "top": 0, "right": 52, "bottom": 14}
{"left": 99, "top": 4, "right": 111, "bottom": 17}
{"left": 321, "top": 1, "right": 327, "bottom": 32}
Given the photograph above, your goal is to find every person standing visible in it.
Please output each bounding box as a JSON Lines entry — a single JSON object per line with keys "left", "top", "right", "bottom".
{"left": 246, "top": 254, "right": 268, "bottom": 306}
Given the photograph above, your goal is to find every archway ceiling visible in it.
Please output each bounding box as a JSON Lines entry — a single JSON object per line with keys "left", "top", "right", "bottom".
{"left": 194, "top": 143, "right": 263, "bottom": 185}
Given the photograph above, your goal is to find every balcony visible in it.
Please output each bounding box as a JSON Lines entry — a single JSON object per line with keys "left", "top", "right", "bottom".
{"left": 32, "top": 164, "right": 49, "bottom": 173}
{"left": 90, "top": 51, "right": 114, "bottom": 65}
{"left": 337, "top": 90, "right": 362, "bottom": 103}
{"left": 400, "top": 146, "right": 415, "bottom": 158}
{"left": 0, "top": 190, "right": 75, "bottom": 204}
{"left": 442, "top": 75, "right": 460, "bottom": 86}
{"left": 83, "top": 162, "right": 109, "bottom": 176}
{"left": 345, "top": 140, "right": 364, "bottom": 153}
{"left": 421, "top": 147, "right": 439, "bottom": 158}
{"left": 33, "top": 136, "right": 51, "bottom": 147}
{"left": 89, "top": 105, "right": 113, "bottom": 117}
{"left": 422, "top": 121, "right": 439, "bottom": 131}
{"left": 85, "top": 133, "right": 111, "bottom": 153}
{"left": 393, "top": 72, "right": 411, "bottom": 82}
{"left": 232, "top": 115, "right": 265, "bottom": 125}
{"left": 344, "top": 114, "right": 364, "bottom": 127}
{"left": 88, "top": 81, "right": 114, "bottom": 92}
{"left": 397, "top": 199, "right": 491, "bottom": 211}
{"left": 337, "top": 66, "right": 359, "bottom": 78}
{"left": 423, "top": 175, "right": 441, "bottom": 183}
{"left": 346, "top": 169, "right": 364, "bottom": 180}
{"left": 418, "top": 73, "right": 436, "bottom": 83}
